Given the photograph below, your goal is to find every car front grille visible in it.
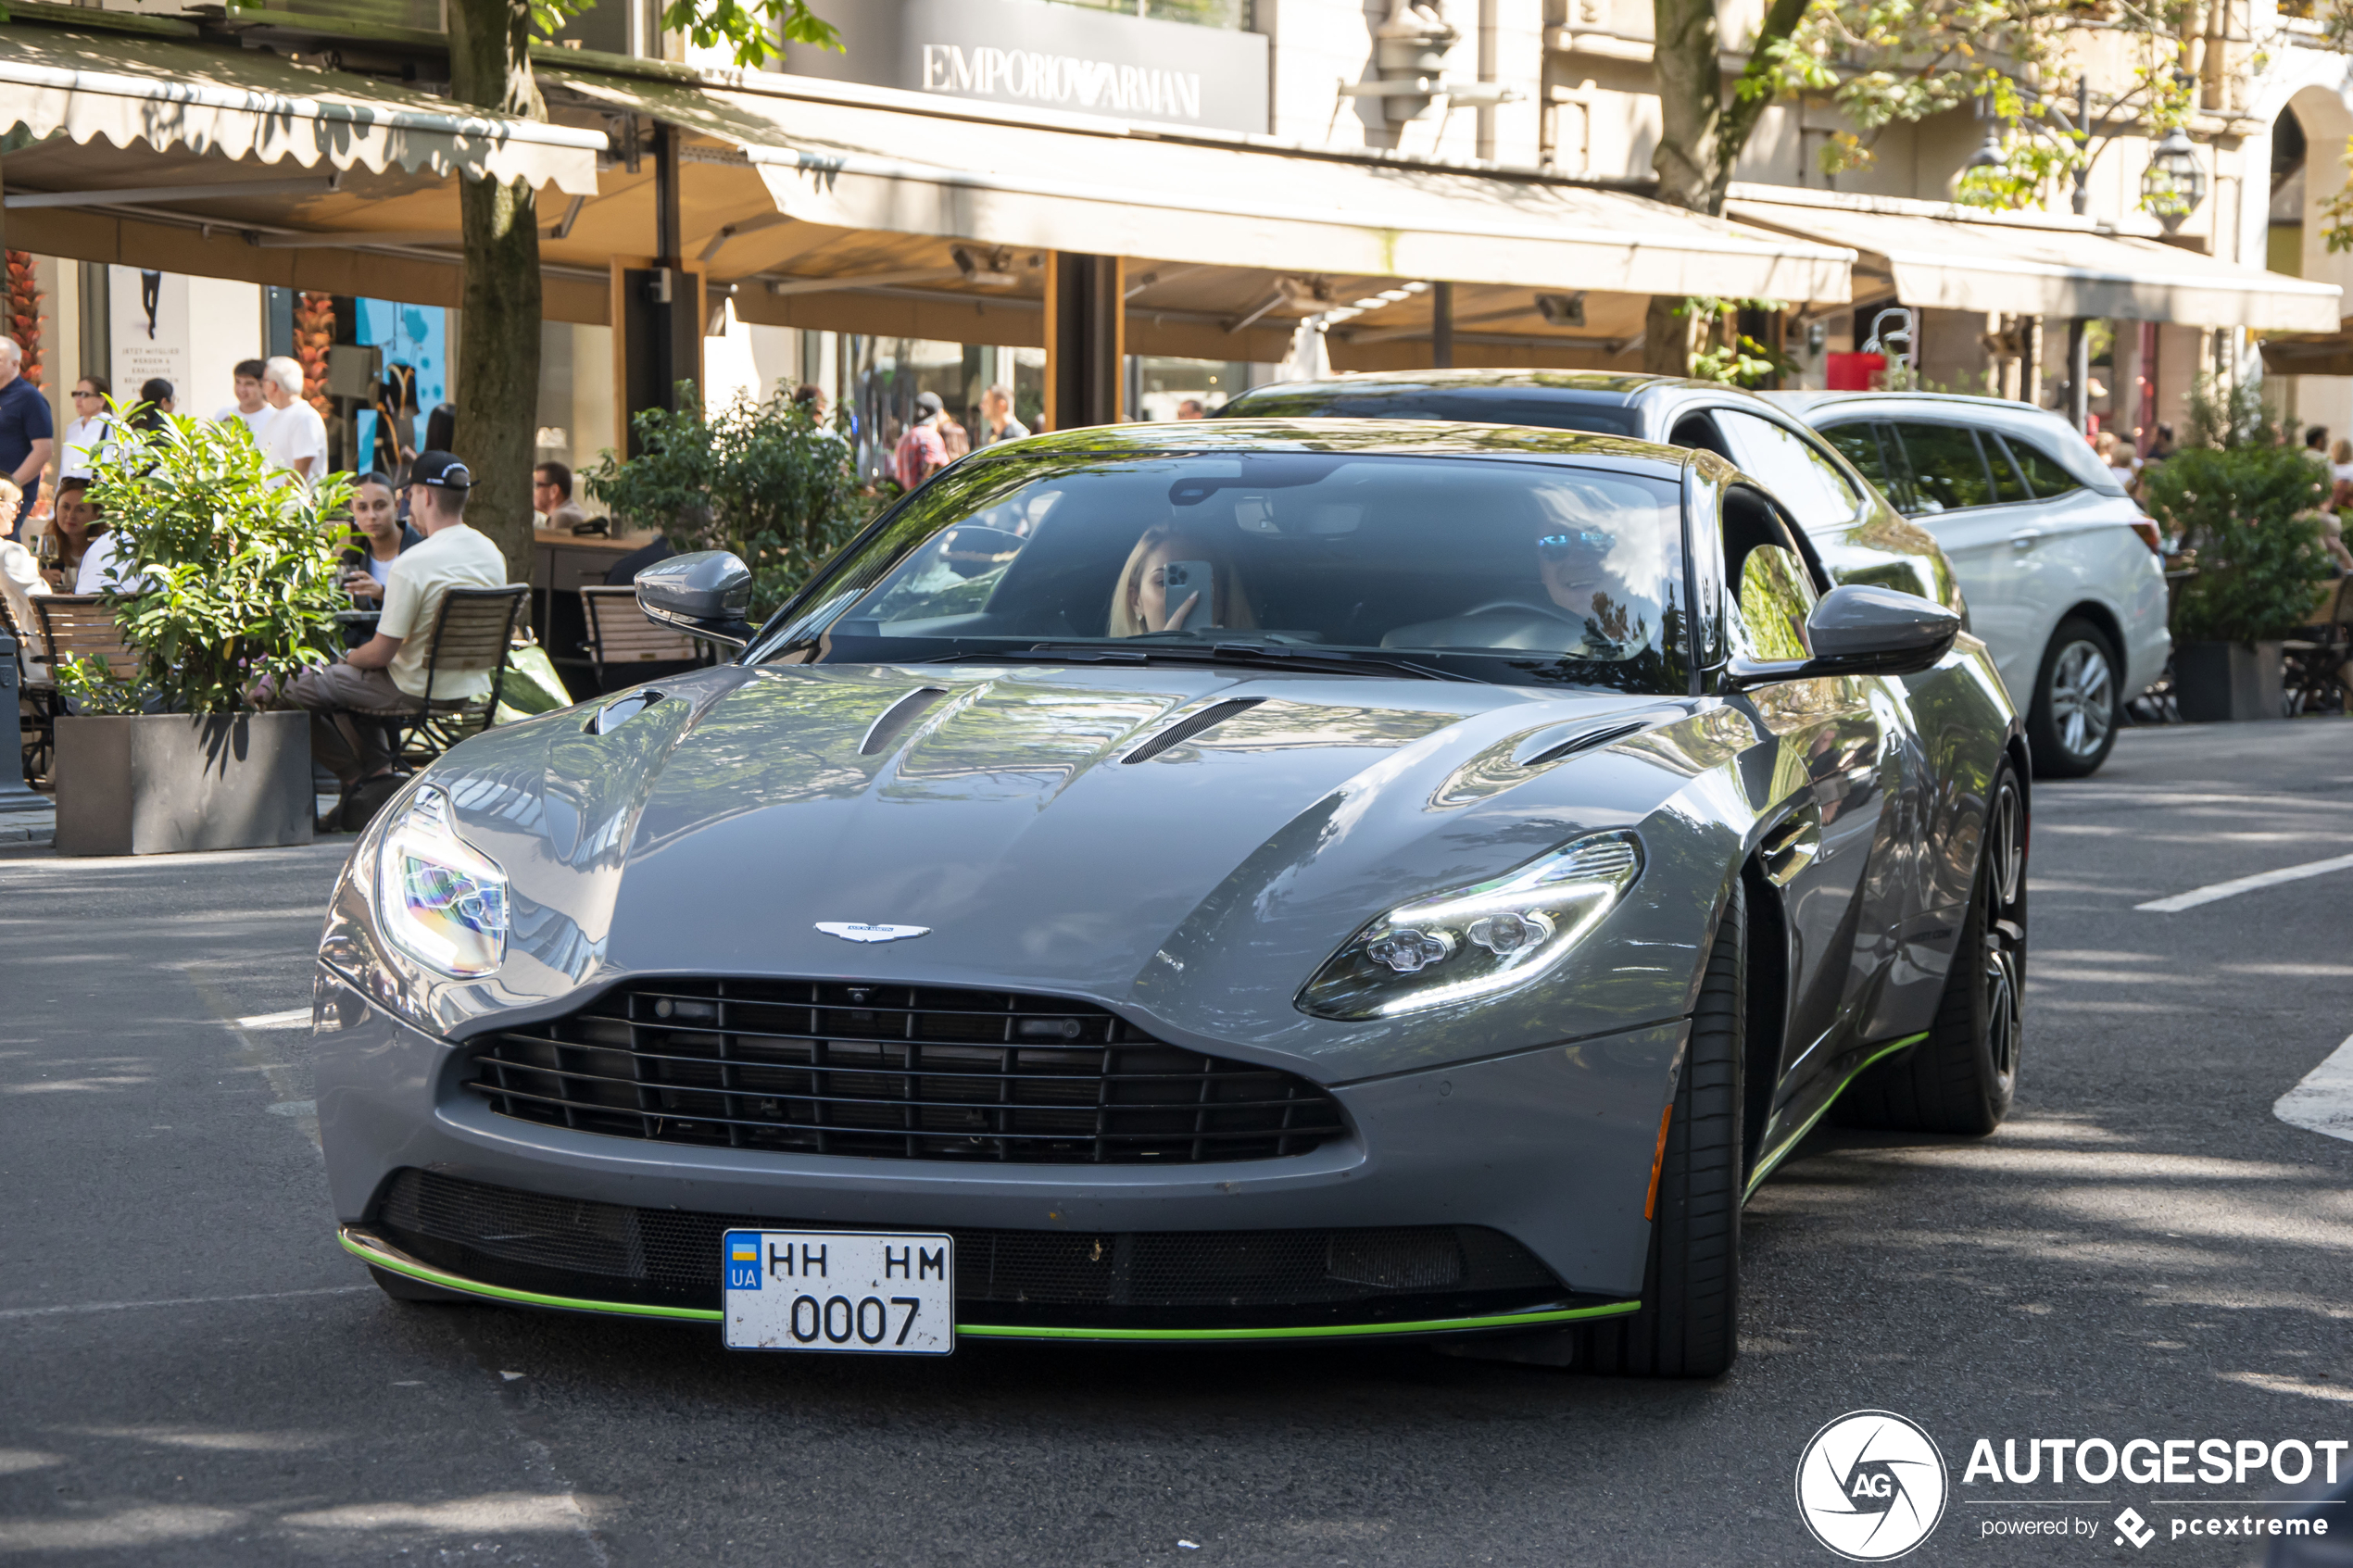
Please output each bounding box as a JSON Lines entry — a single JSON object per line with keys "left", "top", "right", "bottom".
{"left": 462, "top": 978, "right": 1346, "bottom": 1164}
{"left": 371, "top": 1170, "right": 1575, "bottom": 1330}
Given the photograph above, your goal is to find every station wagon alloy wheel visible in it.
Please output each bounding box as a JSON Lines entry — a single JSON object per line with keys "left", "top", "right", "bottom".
{"left": 2047, "top": 638, "right": 2114, "bottom": 762}
{"left": 2029, "top": 617, "right": 2121, "bottom": 777}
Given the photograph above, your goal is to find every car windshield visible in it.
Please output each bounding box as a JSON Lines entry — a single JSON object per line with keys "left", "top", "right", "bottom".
{"left": 1217, "top": 388, "right": 1642, "bottom": 438}
{"left": 761, "top": 450, "right": 1687, "bottom": 692}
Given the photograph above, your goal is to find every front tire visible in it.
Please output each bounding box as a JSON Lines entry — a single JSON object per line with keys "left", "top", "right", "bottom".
{"left": 2027, "top": 618, "right": 2120, "bottom": 778}
{"left": 1446, "top": 884, "right": 1746, "bottom": 1376}
{"left": 1837, "top": 762, "right": 2026, "bottom": 1135}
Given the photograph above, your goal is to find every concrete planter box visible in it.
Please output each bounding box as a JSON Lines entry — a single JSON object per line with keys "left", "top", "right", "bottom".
{"left": 2172, "top": 641, "right": 2284, "bottom": 723}
{"left": 55, "top": 711, "right": 313, "bottom": 856}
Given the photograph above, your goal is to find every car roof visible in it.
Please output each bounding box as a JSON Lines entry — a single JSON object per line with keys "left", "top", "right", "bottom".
{"left": 991, "top": 417, "right": 1696, "bottom": 476}
{"left": 1222, "top": 370, "right": 1701, "bottom": 405}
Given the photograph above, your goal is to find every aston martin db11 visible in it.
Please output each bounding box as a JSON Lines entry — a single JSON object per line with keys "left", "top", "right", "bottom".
{"left": 315, "top": 420, "right": 2026, "bottom": 1376}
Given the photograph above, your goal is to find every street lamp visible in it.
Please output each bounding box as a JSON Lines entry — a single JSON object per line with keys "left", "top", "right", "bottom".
{"left": 2140, "top": 125, "right": 2208, "bottom": 228}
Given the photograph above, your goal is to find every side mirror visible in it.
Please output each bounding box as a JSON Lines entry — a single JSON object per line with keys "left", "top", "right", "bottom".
{"left": 1726, "top": 583, "right": 1960, "bottom": 689}
{"left": 635, "top": 550, "right": 757, "bottom": 648}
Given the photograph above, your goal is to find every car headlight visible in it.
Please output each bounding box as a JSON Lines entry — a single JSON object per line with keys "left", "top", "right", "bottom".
{"left": 1298, "top": 832, "right": 1642, "bottom": 1020}
{"left": 372, "top": 784, "right": 510, "bottom": 979}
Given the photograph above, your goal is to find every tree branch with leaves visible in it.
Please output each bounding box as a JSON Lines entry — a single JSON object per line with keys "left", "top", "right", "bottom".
{"left": 442, "top": 0, "right": 836, "bottom": 586}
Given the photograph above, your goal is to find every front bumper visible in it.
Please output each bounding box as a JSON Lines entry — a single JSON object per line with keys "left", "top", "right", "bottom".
{"left": 315, "top": 967, "right": 1683, "bottom": 1330}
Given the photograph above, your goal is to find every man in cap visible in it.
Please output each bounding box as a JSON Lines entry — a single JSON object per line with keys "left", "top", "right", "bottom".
{"left": 251, "top": 450, "right": 509, "bottom": 830}
{"left": 892, "top": 390, "right": 950, "bottom": 491}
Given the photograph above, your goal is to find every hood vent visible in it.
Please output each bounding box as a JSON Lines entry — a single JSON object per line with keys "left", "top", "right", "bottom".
{"left": 859, "top": 686, "right": 951, "bottom": 756}
{"left": 1123, "top": 697, "right": 1265, "bottom": 765}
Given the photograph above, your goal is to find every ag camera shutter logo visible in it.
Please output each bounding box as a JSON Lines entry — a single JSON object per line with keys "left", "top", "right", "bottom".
{"left": 1795, "top": 1410, "right": 1950, "bottom": 1561}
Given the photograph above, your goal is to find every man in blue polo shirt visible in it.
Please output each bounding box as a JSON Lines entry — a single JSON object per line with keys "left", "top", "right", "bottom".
{"left": 0, "top": 339, "right": 53, "bottom": 538}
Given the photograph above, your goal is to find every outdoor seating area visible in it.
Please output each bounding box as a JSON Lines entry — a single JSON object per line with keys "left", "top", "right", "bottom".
{"left": 0, "top": 408, "right": 722, "bottom": 854}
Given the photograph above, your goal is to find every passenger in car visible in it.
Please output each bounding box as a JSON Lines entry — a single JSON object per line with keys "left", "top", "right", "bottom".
{"left": 1108, "top": 527, "right": 1258, "bottom": 635}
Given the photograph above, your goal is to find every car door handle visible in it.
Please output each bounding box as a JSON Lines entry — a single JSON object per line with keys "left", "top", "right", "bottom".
{"left": 1759, "top": 805, "right": 1823, "bottom": 885}
{"left": 2008, "top": 530, "right": 2043, "bottom": 550}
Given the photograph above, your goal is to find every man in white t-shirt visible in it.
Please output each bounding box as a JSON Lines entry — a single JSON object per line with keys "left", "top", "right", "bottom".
{"left": 258, "top": 356, "right": 326, "bottom": 485}
{"left": 213, "top": 358, "right": 278, "bottom": 447}
{"left": 251, "top": 451, "right": 509, "bottom": 829}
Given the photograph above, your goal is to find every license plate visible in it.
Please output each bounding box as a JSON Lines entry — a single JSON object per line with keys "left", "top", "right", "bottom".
{"left": 721, "top": 1230, "right": 955, "bottom": 1354}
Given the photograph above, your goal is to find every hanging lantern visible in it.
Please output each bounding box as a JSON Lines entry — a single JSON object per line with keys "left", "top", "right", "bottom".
{"left": 2140, "top": 126, "right": 2208, "bottom": 227}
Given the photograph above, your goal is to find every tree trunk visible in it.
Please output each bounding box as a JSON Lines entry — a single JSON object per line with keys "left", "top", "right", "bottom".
{"left": 1644, "top": 0, "right": 1811, "bottom": 377}
{"left": 447, "top": 0, "right": 542, "bottom": 587}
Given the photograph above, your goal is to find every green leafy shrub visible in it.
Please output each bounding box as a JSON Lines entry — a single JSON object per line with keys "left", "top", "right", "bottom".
{"left": 584, "top": 384, "right": 877, "bottom": 619}
{"left": 2142, "top": 436, "right": 2330, "bottom": 645}
{"left": 78, "top": 405, "right": 354, "bottom": 713}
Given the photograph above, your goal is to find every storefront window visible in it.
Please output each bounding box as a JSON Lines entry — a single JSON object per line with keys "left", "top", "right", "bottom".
{"left": 1131, "top": 356, "right": 1254, "bottom": 420}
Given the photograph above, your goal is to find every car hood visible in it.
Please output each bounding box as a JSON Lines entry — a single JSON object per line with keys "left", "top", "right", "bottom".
{"left": 339, "top": 661, "right": 1705, "bottom": 1076}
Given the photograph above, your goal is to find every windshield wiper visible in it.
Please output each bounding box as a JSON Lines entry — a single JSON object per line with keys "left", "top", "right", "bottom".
{"left": 922, "top": 641, "right": 1471, "bottom": 682}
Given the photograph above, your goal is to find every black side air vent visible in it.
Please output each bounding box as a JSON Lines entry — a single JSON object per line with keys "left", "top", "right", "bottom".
{"left": 585, "top": 690, "right": 665, "bottom": 735}
{"left": 1123, "top": 698, "right": 1265, "bottom": 764}
{"left": 1516, "top": 720, "right": 1649, "bottom": 769}
{"left": 860, "top": 686, "right": 950, "bottom": 756}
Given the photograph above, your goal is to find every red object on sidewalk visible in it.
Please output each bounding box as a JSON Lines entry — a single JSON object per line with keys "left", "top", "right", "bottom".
{"left": 1826, "top": 352, "right": 1884, "bottom": 391}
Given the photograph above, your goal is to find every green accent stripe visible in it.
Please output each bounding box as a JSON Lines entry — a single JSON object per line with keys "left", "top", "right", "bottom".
{"left": 341, "top": 1230, "right": 1638, "bottom": 1342}
{"left": 953, "top": 1304, "right": 1640, "bottom": 1342}
{"left": 1743, "top": 1031, "right": 1930, "bottom": 1200}
{"left": 342, "top": 1231, "right": 724, "bottom": 1321}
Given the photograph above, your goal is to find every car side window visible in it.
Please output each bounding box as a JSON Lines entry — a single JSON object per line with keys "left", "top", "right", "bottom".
{"left": 1889, "top": 422, "right": 1994, "bottom": 513}
{"left": 1818, "top": 421, "right": 1914, "bottom": 511}
{"left": 1715, "top": 410, "right": 1864, "bottom": 535}
{"left": 1722, "top": 488, "right": 1817, "bottom": 663}
{"left": 1996, "top": 434, "right": 2083, "bottom": 500}
{"left": 1983, "top": 435, "right": 2032, "bottom": 504}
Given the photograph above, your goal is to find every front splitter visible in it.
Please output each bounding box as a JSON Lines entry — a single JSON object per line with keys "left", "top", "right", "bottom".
{"left": 339, "top": 1226, "right": 1642, "bottom": 1343}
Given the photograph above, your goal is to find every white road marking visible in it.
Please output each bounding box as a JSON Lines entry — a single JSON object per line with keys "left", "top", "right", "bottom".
{"left": 231, "top": 1009, "right": 311, "bottom": 1031}
{"left": 265, "top": 1100, "right": 316, "bottom": 1118}
{"left": 2274, "top": 1033, "right": 2353, "bottom": 1147}
{"left": 2135, "top": 851, "right": 2353, "bottom": 912}
{"left": 0, "top": 1286, "right": 371, "bottom": 1322}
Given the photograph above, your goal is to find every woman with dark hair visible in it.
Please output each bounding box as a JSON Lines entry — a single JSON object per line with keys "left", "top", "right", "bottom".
{"left": 132, "top": 377, "right": 175, "bottom": 434}
{"left": 338, "top": 471, "right": 421, "bottom": 646}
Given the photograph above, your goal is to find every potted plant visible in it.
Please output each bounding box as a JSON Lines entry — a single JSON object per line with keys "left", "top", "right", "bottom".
{"left": 51, "top": 406, "right": 354, "bottom": 855}
{"left": 2140, "top": 382, "right": 2330, "bottom": 723}
{"left": 584, "top": 383, "right": 875, "bottom": 622}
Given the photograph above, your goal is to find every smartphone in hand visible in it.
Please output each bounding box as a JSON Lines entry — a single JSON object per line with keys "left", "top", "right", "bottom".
{"left": 1160, "top": 560, "right": 1214, "bottom": 629}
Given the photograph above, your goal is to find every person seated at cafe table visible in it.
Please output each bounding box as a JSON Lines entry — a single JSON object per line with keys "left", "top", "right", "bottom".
{"left": 43, "top": 477, "right": 128, "bottom": 594}
{"left": 337, "top": 470, "right": 421, "bottom": 645}
{"left": 248, "top": 451, "right": 506, "bottom": 832}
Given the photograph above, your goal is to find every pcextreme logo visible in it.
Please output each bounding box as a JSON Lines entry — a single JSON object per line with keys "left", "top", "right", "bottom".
{"left": 1795, "top": 1410, "right": 1951, "bottom": 1562}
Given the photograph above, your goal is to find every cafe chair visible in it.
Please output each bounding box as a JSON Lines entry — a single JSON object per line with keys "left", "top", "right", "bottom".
{"left": 2282, "top": 575, "right": 2353, "bottom": 717}
{"left": 578, "top": 583, "right": 718, "bottom": 694}
{"left": 0, "top": 591, "right": 55, "bottom": 785}
{"left": 355, "top": 584, "right": 530, "bottom": 771}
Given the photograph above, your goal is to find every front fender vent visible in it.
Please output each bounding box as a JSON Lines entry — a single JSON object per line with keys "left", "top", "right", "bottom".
{"left": 463, "top": 978, "right": 1346, "bottom": 1164}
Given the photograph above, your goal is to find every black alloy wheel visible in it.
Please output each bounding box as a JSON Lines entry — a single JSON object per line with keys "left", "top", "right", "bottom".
{"left": 1837, "top": 762, "right": 2027, "bottom": 1135}
{"left": 2027, "top": 617, "right": 2120, "bottom": 778}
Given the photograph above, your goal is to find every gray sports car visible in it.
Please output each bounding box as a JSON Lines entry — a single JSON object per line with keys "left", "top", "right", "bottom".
{"left": 314, "top": 420, "right": 2026, "bottom": 1377}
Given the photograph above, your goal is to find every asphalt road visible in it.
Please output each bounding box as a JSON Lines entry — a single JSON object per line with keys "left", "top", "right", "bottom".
{"left": 6, "top": 721, "right": 2353, "bottom": 1567}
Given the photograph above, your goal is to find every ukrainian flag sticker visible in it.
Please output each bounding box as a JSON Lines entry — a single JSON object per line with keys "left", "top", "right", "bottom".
{"left": 724, "top": 1231, "right": 761, "bottom": 1292}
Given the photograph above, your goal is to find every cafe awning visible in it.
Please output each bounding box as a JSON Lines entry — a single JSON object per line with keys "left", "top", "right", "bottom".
{"left": 541, "top": 65, "right": 1855, "bottom": 305}
{"left": 1725, "top": 185, "right": 2340, "bottom": 332}
{"left": 0, "top": 23, "right": 605, "bottom": 194}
